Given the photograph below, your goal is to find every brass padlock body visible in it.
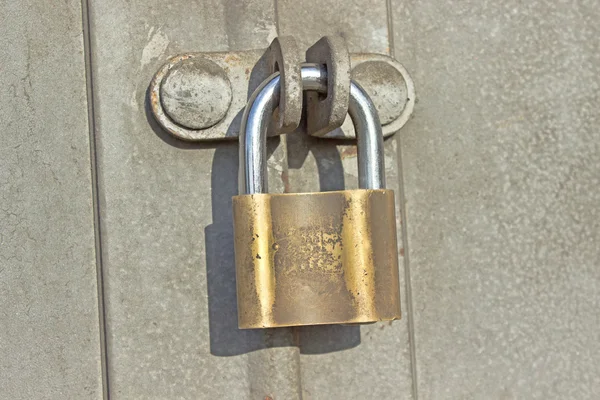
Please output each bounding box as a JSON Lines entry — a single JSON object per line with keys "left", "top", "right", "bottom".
{"left": 233, "top": 189, "right": 401, "bottom": 329}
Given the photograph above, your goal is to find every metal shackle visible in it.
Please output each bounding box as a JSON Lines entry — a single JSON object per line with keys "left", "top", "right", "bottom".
{"left": 239, "top": 63, "right": 385, "bottom": 195}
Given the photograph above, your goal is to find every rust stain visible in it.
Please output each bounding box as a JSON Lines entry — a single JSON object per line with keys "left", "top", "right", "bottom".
{"left": 245, "top": 67, "right": 251, "bottom": 76}
{"left": 280, "top": 170, "right": 291, "bottom": 193}
{"left": 265, "top": 396, "right": 274, "bottom": 400}
{"left": 224, "top": 54, "right": 242, "bottom": 65}
{"left": 340, "top": 146, "right": 358, "bottom": 159}
{"left": 150, "top": 90, "right": 160, "bottom": 106}
{"left": 399, "top": 248, "right": 404, "bottom": 256}
{"left": 167, "top": 53, "right": 193, "bottom": 64}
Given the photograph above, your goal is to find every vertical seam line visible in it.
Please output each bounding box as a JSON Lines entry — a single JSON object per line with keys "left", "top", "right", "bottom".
{"left": 273, "top": 2, "right": 303, "bottom": 398}
{"left": 386, "top": 1, "right": 419, "bottom": 399}
{"left": 81, "top": 0, "right": 110, "bottom": 398}
{"left": 273, "top": 0, "right": 281, "bottom": 40}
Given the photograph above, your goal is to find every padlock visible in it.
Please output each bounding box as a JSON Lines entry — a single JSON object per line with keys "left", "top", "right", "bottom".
{"left": 233, "top": 64, "right": 401, "bottom": 328}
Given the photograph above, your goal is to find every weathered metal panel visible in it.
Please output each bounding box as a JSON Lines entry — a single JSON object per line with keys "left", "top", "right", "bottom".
{"left": 277, "top": 1, "right": 415, "bottom": 398}
{"left": 0, "top": 0, "right": 102, "bottom": 398}
{"left": 87, "top": 0, "right": 302, "bottom": 398}
{"left": 5, "top": 0, "right": 595, "bottom": 398}
{"left": 393, "top": 0, "right": 600, "bottom": 398}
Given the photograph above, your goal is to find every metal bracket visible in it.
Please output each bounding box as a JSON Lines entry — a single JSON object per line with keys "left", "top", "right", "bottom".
{"left": 149, "top": 47, "right": 415, "bottom": 141}
{"left": 305, "top": 36, "right": 351, "bottom": 137}
{"left": 268, "top": 36, "right": 303, "bottom": 134}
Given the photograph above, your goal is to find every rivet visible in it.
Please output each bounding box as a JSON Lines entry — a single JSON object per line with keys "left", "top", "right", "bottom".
{"left": 160, "top": 57, "right": 232, "bottom": 130}
{"left": 352, "top": 61, "right": 408, "bottom": 126}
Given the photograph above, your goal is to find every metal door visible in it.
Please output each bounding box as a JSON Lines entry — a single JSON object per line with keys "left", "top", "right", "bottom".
{"left": 2, "top": 0, "right": 599, "bottom": 399}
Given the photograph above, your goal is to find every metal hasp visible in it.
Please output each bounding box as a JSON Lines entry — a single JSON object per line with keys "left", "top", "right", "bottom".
{"left": 149, "top": 44, "right": 415, "bottom": 141}
{"left": 304, "top": 36, "right": 351, "bottom": 137}
{"left": 267, "top": 36, "right": 303, "bottom": 134}
{"left": 233, "top": 65, "right": 401, "bottom": 329}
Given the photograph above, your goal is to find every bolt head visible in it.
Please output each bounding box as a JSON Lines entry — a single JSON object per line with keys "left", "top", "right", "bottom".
{"left": 352, "top": 61, "right": 408, "bottom": 125}
{"left": 160, "top": 57, "right": 232, "bottom": 130}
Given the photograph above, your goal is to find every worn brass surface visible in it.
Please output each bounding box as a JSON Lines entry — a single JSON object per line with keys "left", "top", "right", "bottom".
{"left": 233, "top": 189, "right": 401, "bottom": 329}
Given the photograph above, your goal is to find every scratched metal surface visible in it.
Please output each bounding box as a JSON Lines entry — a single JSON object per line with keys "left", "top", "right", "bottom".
{"left": 394, "top": 1, "right": 600, "bottom": 398}
{"left": 0, "top": 0, "right": 102, "bottom": 398}
{"left": 86, "top": 0, "right": 294, "bottom": 398}
{"left": 3, "top": 0, "right": 600, "bottom": 399}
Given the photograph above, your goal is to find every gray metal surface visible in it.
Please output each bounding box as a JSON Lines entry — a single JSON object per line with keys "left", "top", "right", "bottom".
{"left": 394, "top": 0, "right": 600, "bottom": 398}
{"left": 87, "top": 0, "right": 300, "bottom": 398}
{"left": 0, "top": 0, "right": 102, "bottom": 399}
{"left": 240, "top": 64, "right": 385, "bottom": 194}
{"left": 160, "top": 57, "right": 233, "bottom": 130}
{"left": 3, "top": 0, "right": 600, "bottom": 398}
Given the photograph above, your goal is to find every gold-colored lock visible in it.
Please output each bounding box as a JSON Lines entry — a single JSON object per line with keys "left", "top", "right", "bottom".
{"left": 233, "top": 64, "right": 401, "bottom": 328}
